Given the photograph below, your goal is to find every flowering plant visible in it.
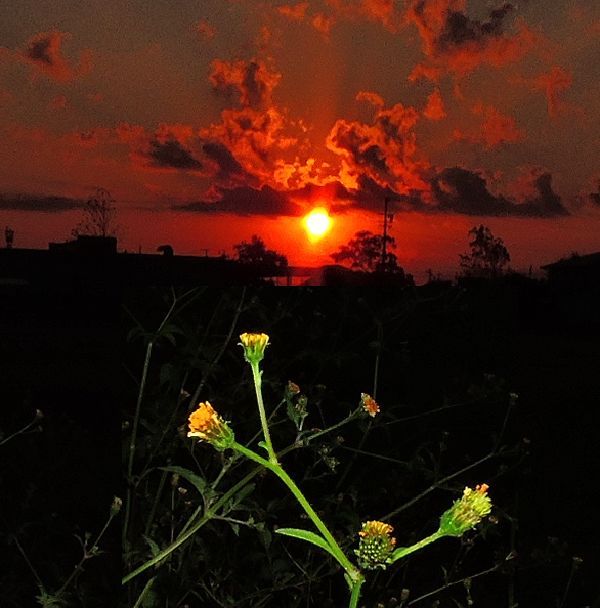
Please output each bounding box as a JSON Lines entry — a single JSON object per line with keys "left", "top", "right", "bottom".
{"left": 179, "top": 332, "right": 493, "bottom": 607}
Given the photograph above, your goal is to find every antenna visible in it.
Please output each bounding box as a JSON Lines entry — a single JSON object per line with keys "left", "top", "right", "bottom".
{"left": 4, "top": 226, "right": 14, "bottom": 249}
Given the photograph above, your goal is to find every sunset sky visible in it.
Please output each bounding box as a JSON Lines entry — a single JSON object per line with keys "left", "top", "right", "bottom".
{"left": 1, "top": 0, "right": 599, "bottom": 280}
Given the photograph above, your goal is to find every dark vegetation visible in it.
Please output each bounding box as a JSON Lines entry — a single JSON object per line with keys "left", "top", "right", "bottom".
{"left": 122, "top": 286, "right": 599, "bottom": 607}
{"left": 0, "top": 278, "right": 120, "bottom": 606}
{"left": 1, "top": 239, "right": 598, "bottom": 606}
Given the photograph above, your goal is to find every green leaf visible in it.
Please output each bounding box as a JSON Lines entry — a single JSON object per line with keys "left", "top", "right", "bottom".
{"left": 223, "top": 483, "right": 256, "bottom": 514}
{"left": 142, "top": 534, "right": 161, "bottom": 557}
{"left": 159, "top": 466, "right": 207, "bottom": 496}
{"left": 275, "top": 527, "right": 338, "bottom": 561}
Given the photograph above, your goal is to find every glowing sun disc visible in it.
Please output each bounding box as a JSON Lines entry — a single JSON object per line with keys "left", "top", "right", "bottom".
{"left": 304, "top": 208, "right": 332, "bottom": 238}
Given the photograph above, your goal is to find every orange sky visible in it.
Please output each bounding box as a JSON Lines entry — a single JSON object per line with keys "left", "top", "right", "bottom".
{"left": 1, "top": 0, "right": 599, "bottom": 279}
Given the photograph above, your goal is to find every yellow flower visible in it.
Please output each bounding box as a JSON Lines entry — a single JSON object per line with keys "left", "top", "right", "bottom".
{"left": 438, "top": 483, "right": 492, "bottom": 537}
{"left": 187, "top": 401, "right": 234, "bottom": 451}
{"left": 360, "top": 393, "right": 380, "bottom": 417}
{"left": 239, "top": 332, "right": 270, "bottom": 364}
{"left": 355, "top": 520, "right": 396, "bottom": 570}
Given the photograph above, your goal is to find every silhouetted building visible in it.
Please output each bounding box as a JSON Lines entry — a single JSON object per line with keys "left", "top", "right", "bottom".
{"left": 300, "top": 264, "right": 415, "bottom": 287}
{"left": 541, "top": 252, "right": 600, "bottom": 292}
{"left": 0, "top": 235, "right": 273, "bottom": 291}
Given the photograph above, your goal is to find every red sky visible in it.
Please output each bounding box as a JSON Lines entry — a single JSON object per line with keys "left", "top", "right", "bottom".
{"left": 1, "top": 0, "right": 599, "bottom": 280}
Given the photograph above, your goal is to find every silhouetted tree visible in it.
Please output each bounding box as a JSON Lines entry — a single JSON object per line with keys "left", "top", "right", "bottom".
{"left": 330, "top": 230, "right": 403, "bottom": 273}
{"left": 72, "top": 187, "right": 117, "bottom": 238}
{"left": 459, "top": 225, "right": 510, "bottom": 279}
{"left": 233, "top": 235, "right": 288, "bottom": 272}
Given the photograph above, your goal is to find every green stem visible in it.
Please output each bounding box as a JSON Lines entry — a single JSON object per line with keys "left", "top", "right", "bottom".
{"left": 302, "top": 408, "right": 360, "bottom": 444}
{"left": 250, "top": 361, "right": 278, "bottom": 464}
{"left": 232, "top": 441, "right": 361, "bottom": 582}
{"left": 390, "top": 530, "right": 444, "bottom": 564}
{"left": 348, "top": 578, "right": 364, "bottom": 608}
{"left": 123, "top": 339, "right": 154, "bottom": 549}
{"left": 55, "top": 505, "right": 118, "bottom": 598}
{"left": 123, "top": 417, "right": 363, "bottom": 584}
{"left": 123, "top": 464, "right": 260, "bottom": 584}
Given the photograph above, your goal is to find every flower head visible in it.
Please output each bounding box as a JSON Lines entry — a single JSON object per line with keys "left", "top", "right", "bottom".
{"left": 438, "top": 483, "right": 492, "bottom": 537}
{"left": 286, "top": 380, "right": 300, "bottom": 396}
{"left": 187, "top": 401, "right": 235, "bottom": 451}
{"left": 360, "top": 393, "right": 380, "bottom": 417}
{"left": 355, "top": 520, "right": 396, "bottom": 570}
{"left": 110, "top": 496, "right": 122, "bottom": 516}
{"left": 239, "top": 332, "right": 270, "bottom": 364}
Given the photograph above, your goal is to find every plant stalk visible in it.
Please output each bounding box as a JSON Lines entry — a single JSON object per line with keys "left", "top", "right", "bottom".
{"left": 391, "top": 530, "right": 444, "bottom": 563}
{"left": 349, "top": 577, "right": 364, "bottom": 608}
{"left": 250, "top": 361, "right": 278, "bottom": 464}
{"left": 232, "top": 441, "right": 361, "bottom": 582}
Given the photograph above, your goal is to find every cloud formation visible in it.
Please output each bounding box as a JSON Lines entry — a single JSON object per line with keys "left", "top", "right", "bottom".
{"left": 173, "top": 184, "right": 300, "bottom": 216}
{"left": 453, "top": 103, "right": 524, "bottom": 148}
{"left": 431, "top": 167, "right": 568, "bottom": 217}
{"left": 20, "top": 31, "right": 92, "bottom": 82}
{"left": 530, "top": 66, "right": 577, "bottom": 119}
{"left": 148, "top": 137, "right": 203, "bottom": 170}
{"left": 326, "top": 96, "right": 430, "bottom": 194}
{"left": 1, "top": 193, "right": 82, "bottom": 212}
{"left": 423, "top": 88, "right": 446, "bottom": 120}
{"left": 209, "top": 58, "right": 280, "bottom": 109}
{"left": 407, "top": 0, "right": 537, "bottom": 80}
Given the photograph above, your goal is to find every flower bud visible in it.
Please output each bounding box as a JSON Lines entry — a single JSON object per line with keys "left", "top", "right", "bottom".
{"left": 355, "top": 520, "right": 396, "bottom": 570}
{"left": 239, "top": 332, "right": 269, "bottom": 364}
{"left": 438, "top": 484, "right": 492, "bottom": 537}
{"left": 110, "top": 496, "right": 122, "bottom": 516}
{"left": 187, "top": 401, "right": 235, "bottom": 451}
{"left": 360, "top": 393, "right": 380, "bottom": 417}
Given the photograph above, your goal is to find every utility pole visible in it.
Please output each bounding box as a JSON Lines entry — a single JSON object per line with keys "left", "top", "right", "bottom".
{"left": 381, "top": 197, "right": 396, "bottom": 269}
{"left": 381, "top": 197, "right": 389, "bottom": 269}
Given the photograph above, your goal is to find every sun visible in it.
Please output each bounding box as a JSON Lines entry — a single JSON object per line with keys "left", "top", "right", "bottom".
{"left": 303, "top": 207, "right": 332, "bottom": 240}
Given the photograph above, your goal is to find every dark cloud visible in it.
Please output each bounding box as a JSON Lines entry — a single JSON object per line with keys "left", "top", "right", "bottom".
{"left": 327, "top": 101, "right": 429, "bottom": 194}
{"left": 518, "top": 172, "right": 569, "bottom": 217}
{"left": 19, "top": 31, "right": 91, "bottom": 82}
{"left": 437, "top": 3, "right": 514, "bottom": 51}
{"left": 287, "top": 181, "right": 356, "bottom": 205}
{"left": 209, "top": 58, "right": 280, "bottom": 108}
{"left": 148, "top": 138, "right": 202, "bottom": 170}
{"left": 1, "top": 193, "right": 82, "bottom": 212}
{"left": 173, "top": 166, "right": 568, "bottom": 219}
{"left": 407, "top": 1, "right": 534, "bottom": 80}
{"left": 173, "top": 185, "right": 300, "bottom": 216}
{"left": 27, "top": 36, "right": 53, "bottom": 65}
{"left": 202, "top": 141, "right": 251, "bottom": 182}
{"left": 431, "top": 168, "right": 569, "bottom": 217}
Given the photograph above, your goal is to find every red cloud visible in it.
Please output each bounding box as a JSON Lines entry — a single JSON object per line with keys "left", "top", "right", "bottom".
{"left": 19, "top": 31, "right": 92, "bottom": 82}
{"left": 530, "top": 66, "right": 577, "bottom": 119}
{"left": 277, "top": 2, "right": 309, "bottom": 20}
{"left": 423, "top": 88, "right": 446, "bottom": 120}
{"left": 209, "top": 58, "right": 281, "bottom": 108}
{"left": 454, "top": 103, "right": 524, "bottom": 148}
{"left": 406, "top": 0, "right": 538, "bottom": 81}
{"left": 311, "top": 13, "right": 337, "bottom": 36}
{"left": 326, "top": 0, "right": 403, "bottom": 32}
{"left": 49, "top": 94, "right": 68, "bottom": 111}
{"left": 326, "top": 96, "right": 430, "bottom": 194}
{"left": 193, "top": 18, "right": 217, "bottom": 41}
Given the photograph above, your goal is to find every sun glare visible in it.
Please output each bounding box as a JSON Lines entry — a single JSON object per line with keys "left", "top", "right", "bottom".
{"left": 303, "top": 207, "right": 332, "bottom": 240}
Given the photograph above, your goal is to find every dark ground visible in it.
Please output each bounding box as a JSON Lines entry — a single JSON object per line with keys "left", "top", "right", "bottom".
{"left": 1, "top": 277, "right": 599, "bottom": 607}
